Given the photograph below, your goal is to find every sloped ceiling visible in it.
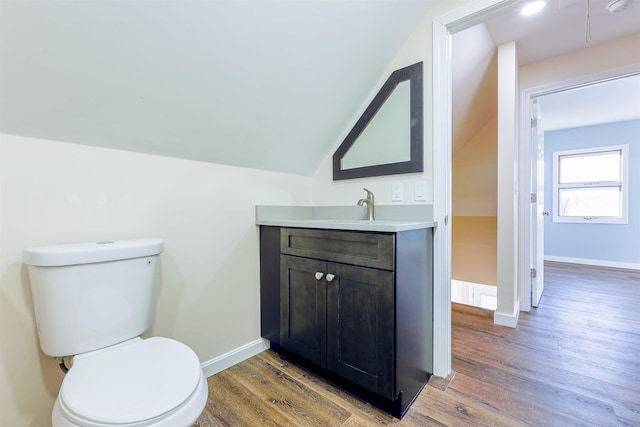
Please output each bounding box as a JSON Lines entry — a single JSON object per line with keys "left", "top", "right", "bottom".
{"left": 0, "top": 0, "right": 432, "bottom": 176}
{"left": 451, "top": 23, "right": 497, "bottom": 155}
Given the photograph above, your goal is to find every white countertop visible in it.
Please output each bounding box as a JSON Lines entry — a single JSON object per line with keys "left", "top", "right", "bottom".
{"left": 256, "top": 218, "right": 435, "bottom": 232}
{"left": 256, "top": 205, "right": 436, "bottom": 232}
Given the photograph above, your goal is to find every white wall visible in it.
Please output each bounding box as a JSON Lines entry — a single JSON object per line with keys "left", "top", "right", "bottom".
{"left": 520, "top": 32, "right": 640, "bottom": 90}
{"left": 543, "top": 120, "right": 640, "bottom": 269}
{"left": 452, "top": 118, "right": 498, "bottom": 287}
{"left": 495, "top": 41, "right": 520, "bottom": 327}
{"left": 0, "top": 134, "right": 312, "bottom": 426}
{"left": 452, "top": 119, "right": 497, "bottom": 217}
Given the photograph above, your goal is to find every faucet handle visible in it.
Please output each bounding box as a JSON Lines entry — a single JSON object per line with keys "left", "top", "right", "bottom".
{"left": 363, "top": 188, "right": 374, "bottom": 200}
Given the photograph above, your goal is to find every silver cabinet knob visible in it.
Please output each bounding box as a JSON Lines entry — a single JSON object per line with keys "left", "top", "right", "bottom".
{"left": 315, "top": 272, "right": 324, "bottom": 280}
{"left": 326, "top": 274, "right": 336, "bottom": 282}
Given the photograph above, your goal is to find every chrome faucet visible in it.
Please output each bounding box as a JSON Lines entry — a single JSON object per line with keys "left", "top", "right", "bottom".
{"left": 357, "top": 188, "right": 375, "bottom": 221}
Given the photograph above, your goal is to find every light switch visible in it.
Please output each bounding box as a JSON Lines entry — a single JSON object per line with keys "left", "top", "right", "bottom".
{"left": 392, "top": 183, "right": 403, "bottom": 201}
{"left": 414, "top": 181, "right": 426, "bottom": 201}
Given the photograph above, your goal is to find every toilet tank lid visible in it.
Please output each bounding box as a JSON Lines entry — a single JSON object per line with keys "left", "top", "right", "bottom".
{"left": 23, "top": 238, "right": 164, "bottom": 267}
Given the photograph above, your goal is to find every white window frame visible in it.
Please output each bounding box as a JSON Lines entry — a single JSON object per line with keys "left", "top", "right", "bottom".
{"left": 552, "top": 144, "right": 629, "bottom": 224}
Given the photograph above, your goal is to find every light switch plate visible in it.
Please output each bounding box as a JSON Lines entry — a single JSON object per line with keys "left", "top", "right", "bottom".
{"left": 414, "top": 181, "right": 426, "bottom": 201}
{"left": 391, "top": 183, "right": 403, "bottom": 201}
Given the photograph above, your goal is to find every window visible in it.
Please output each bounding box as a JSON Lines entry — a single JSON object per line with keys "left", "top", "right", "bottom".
{"left": 552, "top": 144, "right": 628, "bottom": 224}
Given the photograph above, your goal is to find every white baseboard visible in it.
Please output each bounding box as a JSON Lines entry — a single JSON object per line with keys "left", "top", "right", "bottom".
{"left": 545, "top": 255, "right": 640, "bottom": 271}
{"left": 452, "top": 280, "right": 519, "bottom": 327}
{"left": 200, "top": 338, "right": 270, "bottom": 378}
{"left": 493, "top": 300, "right": 520, "bottom": 329}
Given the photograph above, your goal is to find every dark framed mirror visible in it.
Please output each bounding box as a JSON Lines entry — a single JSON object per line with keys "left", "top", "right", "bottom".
{"left": 333, "top": 61, "right": 423, "bottom": 180}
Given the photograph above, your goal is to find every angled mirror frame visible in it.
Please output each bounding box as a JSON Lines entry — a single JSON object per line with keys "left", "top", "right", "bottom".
{"left": 333, "top": 61, "right": 423, "bottom": 180}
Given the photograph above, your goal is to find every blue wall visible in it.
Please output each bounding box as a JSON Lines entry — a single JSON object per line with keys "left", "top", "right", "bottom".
{"left": 544, "top": 119, "right": 640, "bottom": 265}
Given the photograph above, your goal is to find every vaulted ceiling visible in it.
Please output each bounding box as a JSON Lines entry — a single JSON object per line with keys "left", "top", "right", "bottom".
{"left": 0, "top": 0, "right": 432, "bottom": 175}
{"left": 2, "top": 0, "right": 639, "bottom": 176}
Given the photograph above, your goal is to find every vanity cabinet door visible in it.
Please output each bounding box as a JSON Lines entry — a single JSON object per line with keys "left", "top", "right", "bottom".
{"left": 280, "top": 255, "right": 327, "bottom": 366}
{"left": 326, "top": 262, "right": 395, "bottom": 399}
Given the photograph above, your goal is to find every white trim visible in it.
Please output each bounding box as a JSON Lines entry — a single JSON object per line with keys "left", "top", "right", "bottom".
{"left": 493, "top": 301, "right": 520, "bottom": 328}
{"left": 435, "top": 0, "right": 520, "bottom": 33}
{"left": 545, "top": 255, "right": 640, "bottom": 271}
{"left": 523, "top": 64, "right": 640, "bottom": 99}
{"left": 432, "top": 17, "right": 452, "bottom": 379}
{"left": 432, "top": 0, "right": 508, "bottom": 378}
{"left": 200, "top": 338, "right": 270, "bottom": 378}
{"left": 519, "top": 64, "right": 640, "bottom": 311}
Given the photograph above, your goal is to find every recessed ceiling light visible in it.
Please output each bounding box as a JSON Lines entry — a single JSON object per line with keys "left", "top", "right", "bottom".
{"left": 521, "top": 1, "right": 547, "bottom": 16}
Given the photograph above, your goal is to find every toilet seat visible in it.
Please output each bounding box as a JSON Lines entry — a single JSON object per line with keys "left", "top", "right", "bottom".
{"left": 56, "top": 337, "right": 205, "bottom": 426}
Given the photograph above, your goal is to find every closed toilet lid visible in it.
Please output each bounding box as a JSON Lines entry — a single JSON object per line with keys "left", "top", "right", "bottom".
{"left": 60, "top": 337, "right": 202, "bottom": 424}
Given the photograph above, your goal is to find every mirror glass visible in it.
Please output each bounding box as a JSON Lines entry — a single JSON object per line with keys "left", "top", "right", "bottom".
{"left": 333, "top": 62, "right": 423, "bottom": 180}
{"left": 341, "top": 80, "right": 411, "bottom": 169}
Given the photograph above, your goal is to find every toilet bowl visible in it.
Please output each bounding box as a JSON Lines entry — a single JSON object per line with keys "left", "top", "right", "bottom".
{"left": 51, "top": 337, "right": 208, "bottom": 427}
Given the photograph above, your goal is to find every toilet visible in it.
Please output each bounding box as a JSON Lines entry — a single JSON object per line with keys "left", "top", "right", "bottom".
{"left": 23, "top": 238, "right": 208, "bottom": 427}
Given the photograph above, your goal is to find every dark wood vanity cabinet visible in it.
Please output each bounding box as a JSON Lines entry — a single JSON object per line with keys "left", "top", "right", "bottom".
{"left": 260, "top": 226, "right": 433, "bottom": 418}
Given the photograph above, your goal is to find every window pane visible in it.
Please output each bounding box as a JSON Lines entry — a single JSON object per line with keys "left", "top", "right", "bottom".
{"left": 559, "top": 150, "right": 621, "bottom": 183}
{"left": 558, "top": 187, "right": 621, "bottom": 217}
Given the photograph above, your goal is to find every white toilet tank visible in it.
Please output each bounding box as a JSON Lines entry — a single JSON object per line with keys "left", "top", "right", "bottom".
{"left": 23, "top": 238, "right": 164, "bottom": 357}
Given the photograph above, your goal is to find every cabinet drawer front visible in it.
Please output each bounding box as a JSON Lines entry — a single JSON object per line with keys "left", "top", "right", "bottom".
{"left": 281, "top": 228, "right": 394, "bottom": 270}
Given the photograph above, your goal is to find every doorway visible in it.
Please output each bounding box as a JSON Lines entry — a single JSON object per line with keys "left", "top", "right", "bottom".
{"left": 450, "top": 24, "right": 499, "bottom": 312}
{"left": 521, "top": 71, "right": 640, "bottom": 310}
{"left": 432, "top": 0, "right": 640, "bottom": 377}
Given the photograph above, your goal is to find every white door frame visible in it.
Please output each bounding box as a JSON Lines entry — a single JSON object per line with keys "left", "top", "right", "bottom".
{"left": 518, "top": 63, "right": 640, "bottom": 311}
{"left": 432, "top": 0, "right": 520, "bottom": 378}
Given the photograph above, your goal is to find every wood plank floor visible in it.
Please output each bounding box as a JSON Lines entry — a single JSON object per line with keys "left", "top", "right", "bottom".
{"left": 196, "top": 262, "right": 640, "bottom": 426}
